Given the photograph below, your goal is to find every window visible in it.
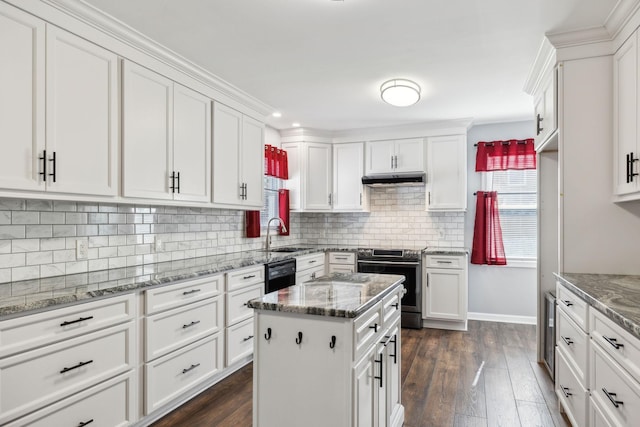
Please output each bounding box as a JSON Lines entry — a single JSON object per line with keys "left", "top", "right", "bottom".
{"left": 261, "top": 176, "right": 283, "bottom": 229}
{"left": 484, "top": 169, "right": 537, "bottom": 260}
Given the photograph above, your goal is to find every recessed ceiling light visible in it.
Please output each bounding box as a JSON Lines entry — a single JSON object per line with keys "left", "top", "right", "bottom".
{"left": 380, "top": 79, "right": 421, "bottom": 107}
{"left": 292, "top": 122, "right": 301, "bottom": 127}
{"left": 272, "top": 112, "right": 282, "bottom": 118}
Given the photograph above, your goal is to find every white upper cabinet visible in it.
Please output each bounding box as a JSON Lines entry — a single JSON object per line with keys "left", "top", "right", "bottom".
{"left": 123, "top": 61, "right": 174, "bottom": 200}
{"left": 0, "top": 4, "right": 117, "bottom": 197}
{"left": 282, "top": 141, "right": 332, "bottom": 212}
{"left": 0, "top": 3, "right": 45, "bottom": 192}
{"left": 46, "top": 26, "right": 118, "bottom": 196}
{"left": 426, "top": 135, "right": 467, "bottom": 211}
{"left": 333, "top": 143, "right": 367, "bottom": 211}
{"left": 365, "top": 138, "right": 425, "bottom": 175}
{"left": 613, "top": 31, "right": 640, "bottom": 199}
{"left": 173, "top": 84, "right": 211, "bottom": 203}
{"left": 123, "top": 62, "right": 212, "bottom": 203}
{"left": 534, "top": 70, "right": 557, "bottom": 150}
{"left": 212, "top": 102, "right": 264, "bottom": 209}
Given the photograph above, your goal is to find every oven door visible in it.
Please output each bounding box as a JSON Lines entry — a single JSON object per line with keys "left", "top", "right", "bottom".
{"left": 356, "top": 260, "right": 421, "bottom": 313}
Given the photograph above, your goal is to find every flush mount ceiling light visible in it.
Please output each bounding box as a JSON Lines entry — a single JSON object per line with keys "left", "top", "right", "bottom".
{"left": 380, "top": 79, "right": 421, "bottom": 107}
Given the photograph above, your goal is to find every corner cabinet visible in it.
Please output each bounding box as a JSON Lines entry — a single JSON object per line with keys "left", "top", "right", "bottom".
{"left": 212, "top": 102, "right": 264, "bottom": 209}
{"left": 613, "top": 29, "right": 640, "bottom": 200}
{"left": 423, "top": 253, "right": 468, "bottom": 331}
{"left": 426, "top": 135, "right": 467, "bottom": 211}
{"left": 365, "top": 138, "right": 425, "bottom": 175}
{"left": 123, "top": 61, "right": 212, "bottom": 203}
{"left": 0, "top": 3, "right": 118, "bottom": 197}
{"left": 282, "top": 141, "right": 332, "bottom": 212}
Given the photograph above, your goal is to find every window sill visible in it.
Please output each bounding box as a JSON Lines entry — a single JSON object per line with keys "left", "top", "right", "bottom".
{"left": 504, "top": 259, "right": 536, "bottom": 269}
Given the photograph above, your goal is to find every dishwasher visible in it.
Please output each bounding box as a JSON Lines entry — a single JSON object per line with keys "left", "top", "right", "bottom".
{"left": 264, "top": 258, "right": 296, "bottom": 294}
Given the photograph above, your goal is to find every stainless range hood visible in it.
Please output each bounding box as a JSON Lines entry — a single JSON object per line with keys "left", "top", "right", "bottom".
{"left": 361, "top": 173, "right": 426, "bottom": 186}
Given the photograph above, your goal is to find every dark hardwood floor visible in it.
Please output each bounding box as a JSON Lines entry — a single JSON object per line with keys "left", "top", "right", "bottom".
{"left": 151, "top": 321, "right": 569, "bottom": 427}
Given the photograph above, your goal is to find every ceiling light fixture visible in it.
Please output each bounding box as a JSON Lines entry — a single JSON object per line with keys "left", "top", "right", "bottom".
{"left": 292, "top": 122, "right": 301, "bottom": 127}
{"left": 380, "top": 79, "right": 421, "bottom": 107}
{"left": 272, "top": 112, "right": 282, "bottom": 118}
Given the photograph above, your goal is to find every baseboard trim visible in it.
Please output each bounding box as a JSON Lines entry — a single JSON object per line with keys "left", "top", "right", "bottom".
{"left": 468, "top": 312, "right": 536, "bottom": 325}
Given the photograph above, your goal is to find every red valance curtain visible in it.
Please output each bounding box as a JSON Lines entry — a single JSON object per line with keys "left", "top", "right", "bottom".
{"left": 475, "top": 138, "right": 536, "bottom": 172}
{"left": 471, "top": 191, "right": 506, "bottom": 265}
{"left": 265, "top": 145, "right": 289, "bottom": 179}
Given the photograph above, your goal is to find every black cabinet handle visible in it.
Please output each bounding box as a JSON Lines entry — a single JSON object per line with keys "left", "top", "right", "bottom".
{"left": 603, "top": 336, "right": 624, "bottom": 349}
{"left": 369, "top": 323, "right": 378, "bottom": 333}
{"left": 391, "top": 156, "right": 394, "bottom": 169}
{"left": 392, "top": 302, "right": 399, "bottom": 310}
{"left": 630, "top": 152, "right": 639, "bottom": 182}
{"left": 627, "top": 153, "right": 631, "bottom": 184}
{"left": 78, "top": 419, "right": 94, "bottom": 427}
{"left": 182, "top": 320, "right": 200, "bottom": 329}
{"left": 243, "top": 274, "right": 256, "bottom": 279}
{"left": 561, "top": 336, "right": 573, "bottom": 346}
{"left": 602, "top": 388, "right": 624, "bottom": 408}
{"left": 39, "top": 150, "right": 47, "bottom": 182}
{"left": 183, "top": 289, "right": 201, "bottom": 295}
{"left": 561, "top": 300, "right": 573, "bottom": 307}
{"left": 560, "top": 385, "right": 572, "bottom": 398}
{"left": 243, "top": 335, "right": 254, "bottom": 342}
{"left": 60, "top": 316, "right": 94, "bottom": 327}
{"left": 536, "top": 113, "right": 544, "bottom": 135}
{"left": 60, "top": 359, "right": 93, "bottom": 374}
{"left": 390, "top": 335, "right": 397, "bottom": 364}
{"left": 374, "top": 354, "right": 383, "bottom": 388}
{"left": 296, "top": 331, "right": 303, "bottom": 345}
{"left": 182, "top": 363, "right": 200, "bottom": 374}
{"left": 49, "top": 151, "right": 57, "bottom": 182}
{"left": 175, "top": 171, "right": 180, "bottom": 193}
{"left": 309, "top": 260, "right": 317, "bottom": 264}
{"left": 170, "top": 171, "right": 176, "bottom": 193}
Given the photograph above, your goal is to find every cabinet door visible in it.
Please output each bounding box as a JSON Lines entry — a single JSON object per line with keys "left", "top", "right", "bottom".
{"left": 424, "top": 268, "right": 466, "bottom": 321}
{"left": 613, "top": 32, "right": 638, "bottom": 196}
{"left": 122, "top": 61, "right": 173, "bottom": 200}
{"left": 304, "top": 143, "right": 332, "bottom": 210}
{"left": 241, "top": 115, "right": 265, "bottom": 208}
{"left": 394, "top": 138, "right": 424, "bottom": 173}
{"left": 354, "top": 349, "right": 376, "bottom": 427}
{"left": 46, "top": 26, "right": 118, "bottom": 196}
{"left": 173, "top": 84, "right": 211, "bottom": 203}
{"left": 427, "top": 135, "right": 467, "bottom": 211}
{"left": 366, "top": 140, "right": 395, "bottom": 175}
{"left": 333, "top": 142, "right": 365, "bottom": 211}
{"left": 386, "top": 326, "right": 402, "bottom": 426}
{"left": 0, "top": 3, "right": 45, "bottom": 192}
{"left": 212, "top": 102, "right": 242, "bottom": 205}
{"left": 282, "top": 142, "right": 301, "bottom": 210}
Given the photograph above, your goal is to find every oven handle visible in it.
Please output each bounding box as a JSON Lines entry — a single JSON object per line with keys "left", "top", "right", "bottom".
{"left": 357, "top": 260, "right": 420, "bottom": 266}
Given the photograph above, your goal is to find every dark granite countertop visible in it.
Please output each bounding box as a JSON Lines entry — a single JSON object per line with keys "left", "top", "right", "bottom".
{"left": 423, "top": 247, "right": 469, "bottom": 256}
{"left": 555, "top": 273, "right": 640, "bottom": 340}
{"left": 247, "top": 272, "right": 405, "bottom": 318}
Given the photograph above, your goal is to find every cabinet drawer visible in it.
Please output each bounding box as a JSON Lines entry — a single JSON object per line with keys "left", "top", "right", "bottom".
{"left": 0, "top": 321, "right": 135, "bottom": 425}
{"left": 590, "top": 395, "right": 617, "bottom": 427}
{"left": 0, "top": 293, "right": 135, "bottom": 358}
{"left": 145, "top": 333, "right": 223, "bottom": 414}
{"left": 296, "top": 265, "right": 325, "bottom": 284}
{"left": 226, "top": 317, "right": 255, "bottom": 366}
{"left": 227, "top": 265, "right": 265, "bottom": 291}
{"left": 556, "top": 283, "right": 588, "bottom": 331}
{"left": 146, "top": 297, "right": 223, "bottom": 362}
{"left": 328, "top": 264, "right": 355, "bottom": 274}
{"left": 590, "top": 308, "right": 640, "bottom": 382}
{"left": 353, "top": 302, "right": 382, "bottom": 359}
{"left": 328, "top": 252, "right": 355, "bottom": 265}
{"left": 146, "top": 275, "right": 222, "bottom": 314}
{"left": 556, "top": 349, "right": 588, "bottom": 427}
{"left": 6, "top": 371, "right": 136, "bottom": 427}
{"left": 425, "top": 255, "right": 464, "bottom": 269}
{"left": 557, "top": 307, "right": 588, "bottom": 387}
{"left": 590, "top": 341, "right": 640, "bottom": 427}
{"left": 296, "top": 252, "right": 325, "bottom": 272}
{"left": 227, "top": 283, "right": 262, "bottom": 326}
{"left": 382, "top": 289, "right": 402, "bottom": 325}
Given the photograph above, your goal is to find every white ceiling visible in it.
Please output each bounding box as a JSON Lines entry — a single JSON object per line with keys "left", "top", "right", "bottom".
{"left": 84, "top": 0, "right": 618, "bottom": 131}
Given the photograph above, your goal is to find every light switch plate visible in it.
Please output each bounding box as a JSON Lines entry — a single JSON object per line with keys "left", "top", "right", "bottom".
{"left": 76, "top": 240, "right": 88, "bottom": 260}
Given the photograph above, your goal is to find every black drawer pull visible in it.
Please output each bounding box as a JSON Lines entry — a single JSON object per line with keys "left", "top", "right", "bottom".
{"left": 392, "top": 303, "right": 399, "bottom": 310}
{"left": 561, "top": 300, "right": 573, "bottom": 307}
{"left": 602, "top": 388, "right": 624, "bottom": 408}
{"left": 78, "top": 419, "right": 94, "bottom": 427}
{"left": 390, "top": 335, "right": 397, "bottom": 364}
{"left": 60, "top": 316, "right": 94, "bottom": 327}
{"left": 243, "top": 274, "right": 256, "bottom": 279}
{"left": 60, "top": 360, "right": 93, "bottom": 374}
{"left": 309, "top": 260, "right": 317, "bottom": 264}
{"left": 374, "top": 354, "right": 383, "bottom": 388}
{"left": 335, "top": 256, "right": 348, "bottom": 260}
{"left": 603, "top": 336, "right": 624, "bottom": 349}
{"left": 369, "top": 323, "right": 378, "bottom": 333}
{"left": 183, "top": 289, "right": 201, "bottom": 295}
{"left": 182, "top": 363, "right": 200, "bottom": 374}
{"left": 437, "top": 260, "right": 452, "bottom": 264}
{"left": 182, "top": 320, "right": 200, "bottom": 329}
{"left": 561, "top": 336, "right": 573, "bottom": 346}
{"left": 560, "top": 386, "right": 572, "bottom": 398}
{"left": 243, "top": 335, "right": 254, "bottom": 342}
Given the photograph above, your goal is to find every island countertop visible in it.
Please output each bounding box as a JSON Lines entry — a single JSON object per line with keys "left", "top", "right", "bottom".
{"left": 246, "top": 272, "right": 405, "bottom": 318}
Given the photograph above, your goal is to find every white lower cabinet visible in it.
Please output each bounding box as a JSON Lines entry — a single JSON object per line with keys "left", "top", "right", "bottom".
{"left": 423, "top": 254, "right": 468, "bottom": 330}
{"left": 296, "top": 252, "right": 326, "bottom": 284}
{"left": 557, "top": 348, "right": 588, "bottom": 427}
{"left": 253, "top": 286, "right": 404, "bottom": 427}
{"left": 328, "top": 251, "right": 356, "bottom": 274}
{"left": 226, "top": 317, "right": 255, "bottom": 366}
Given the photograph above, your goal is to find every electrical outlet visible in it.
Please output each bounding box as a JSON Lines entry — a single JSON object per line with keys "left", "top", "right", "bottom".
{"left": 76, "top": 239, "right": 88, "bottom": 260}
{"left": 438, "top": 229, "right": 446, "bottom": 239}
{"left": 154, "top": 237, "right": 163, "bottom": 252}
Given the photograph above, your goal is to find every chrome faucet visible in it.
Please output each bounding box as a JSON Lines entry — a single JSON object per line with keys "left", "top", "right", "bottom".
{"left": 265, "top": 217, "right": 287, "bottom": 257}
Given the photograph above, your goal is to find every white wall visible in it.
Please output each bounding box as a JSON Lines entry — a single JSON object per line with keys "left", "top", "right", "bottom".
{"left": 465, "top": 121, "right": 537, "bottom": 321}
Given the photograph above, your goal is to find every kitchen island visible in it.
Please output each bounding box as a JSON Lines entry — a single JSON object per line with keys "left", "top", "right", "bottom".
{"left": 247, "top": 272, "right": 406, "bottom": 427}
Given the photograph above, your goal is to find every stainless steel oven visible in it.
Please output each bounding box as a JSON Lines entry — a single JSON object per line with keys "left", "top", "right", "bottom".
{"left": 357, "top": 248, "right": 422, "bottom": 329}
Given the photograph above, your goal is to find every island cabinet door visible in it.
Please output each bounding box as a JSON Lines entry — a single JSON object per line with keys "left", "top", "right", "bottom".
{"left": 254, "top": 312, "right": 351, "bottom": 427}
{"left": 353, "top": 346, "right": 377, "bottom": 427}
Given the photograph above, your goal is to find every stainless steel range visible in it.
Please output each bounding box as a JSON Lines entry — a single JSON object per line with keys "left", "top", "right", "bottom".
{"left": 357, "top": 248, "right": 422, "bottom": 329}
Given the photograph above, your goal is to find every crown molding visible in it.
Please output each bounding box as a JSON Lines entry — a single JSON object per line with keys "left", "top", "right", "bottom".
{"left": 330, "top": 119, "right": 473, "bottom": 144}
{"left": 605, "top": 0, "right": 640, "bottom": 39}
{"left": 523, "top": 37, "right": 556, "bottom": 95}
{"left": 40, "top": 0, "right": 273, "bottom": 117}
